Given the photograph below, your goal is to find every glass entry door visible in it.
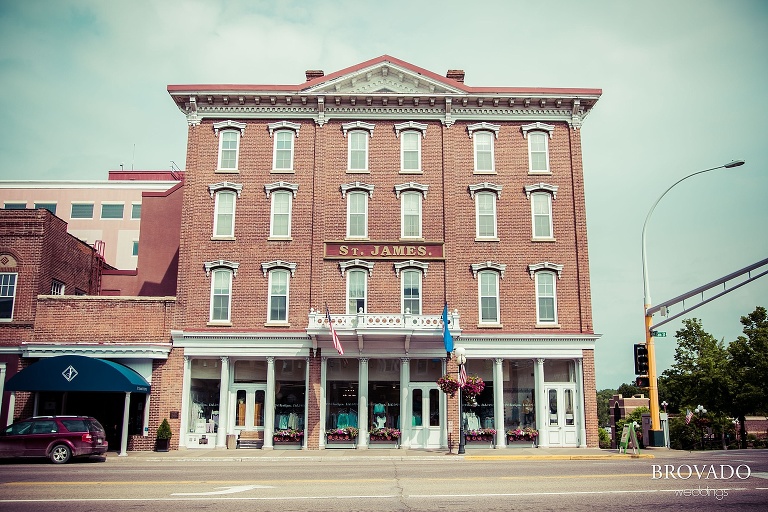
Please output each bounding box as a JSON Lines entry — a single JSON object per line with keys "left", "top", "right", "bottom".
{"left": 545, "top": 386, "right": 578, "bottom": 446}
{"left": 407, "top": 384, "right": 441, "bottom": 449}
{"left": 232, "top": 385, "right": 266, "bottom": 433}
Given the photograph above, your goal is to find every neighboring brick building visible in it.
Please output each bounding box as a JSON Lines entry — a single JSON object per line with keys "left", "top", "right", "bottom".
{"left": 0, "top": 170, "right": 182, "bottom": 270}
{"left": 0, "top": 55, "right": 601, "bottom": 453}
{"left": 166, "top": 55, "right": 601, "bottom": 449}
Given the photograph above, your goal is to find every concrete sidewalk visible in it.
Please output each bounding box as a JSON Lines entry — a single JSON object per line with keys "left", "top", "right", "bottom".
{"left": 108, "top": 446, "right": 659, "bottom": 462}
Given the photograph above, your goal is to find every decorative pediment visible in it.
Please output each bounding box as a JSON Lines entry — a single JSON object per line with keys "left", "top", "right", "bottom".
{"left": 528, "top": 262, "right": 564, "bottom": 279}
{"left": 261, "top": 260, "right": 297, "bottom": 277}
{"left": 303, "top": 62, "right": 465, "bottom": 96}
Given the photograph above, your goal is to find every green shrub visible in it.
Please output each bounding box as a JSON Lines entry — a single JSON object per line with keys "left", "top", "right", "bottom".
{"left": 156, "top": 418, "right": 173, "bottom": 439}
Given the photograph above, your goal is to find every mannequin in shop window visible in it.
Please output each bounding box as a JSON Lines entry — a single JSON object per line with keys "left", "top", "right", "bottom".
{"left": 522, "top": 396, "right": 534, "bottom": 426}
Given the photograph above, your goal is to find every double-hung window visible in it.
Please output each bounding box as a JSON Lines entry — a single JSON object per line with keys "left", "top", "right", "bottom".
{"left": 214, "top": 120, "right": 246, "bottom": 172}
{"left": 474, "top": 132, "right": 494, "bottom": 172}
{"left": 0, "top": 273, "right": 17, "bottom": 320}
{"left": 536, "top": 272, "right": 557, "bottom": 324}
{"left": 347, "top": 269, "right": 367, "bottom": 314}
{"left": 476, "top": 192, "right": 497, "bottom": 239}
{"left": 402, "top": 269, "right": 422, "bottom": 314}
{"left": 270, "top": 191, "right": 292, "bottom": 238}
{"left": 214, "top": 190, "right": 236, "bottom": 238}
{"left": 468, "top": 122, "right": 500, "bottom": 174}
{"left": 401, "top": 192, "right": 422, "bottom": 239}
{"left": 478, "top": 270, "right": 500, "bottom": 324}
{"left": 348, "top": 131, "right": 369, "bottom": 171}
{"left": 347, "top": 191, "right": 368, "bottom": 238}
{"left": 522, "top": 122, "right": 554, "bottom": 174}
{"left": 209, "top": 268, "right": 233, "bottom": 323}
{"left": 268, "top": 269, "right": 289, "bottom": 323}
{"left": 273, "top": 130, "right": 294, "bottom": 171}
{"left": 532, "top": 192, "right": 553, "bottom": 239}
{"left": 401, "top": 131, "right": 421, "bottom": 172}
{"left": 218, "top": 131, "right": 240, "bottom": 170}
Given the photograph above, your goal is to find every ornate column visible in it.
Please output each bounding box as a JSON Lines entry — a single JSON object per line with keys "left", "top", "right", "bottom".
{"left": 216, "top": 356, "right": 230, "bottom": 447}
{"left": 264, "top": 356, "right": 276, "bottom": 449}
{"left": 535, "top": 358, "right": 548, "bottom": 448}
{"left": 493, "top": 358, "right": 504, "bottom": 448}
{"left": 358, "top": 358, "right": 369, "bottom": 448}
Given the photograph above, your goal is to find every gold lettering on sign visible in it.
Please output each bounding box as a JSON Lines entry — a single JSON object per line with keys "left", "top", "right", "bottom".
{"left": 339, "top": 245, "right": 348, "bottom": 256}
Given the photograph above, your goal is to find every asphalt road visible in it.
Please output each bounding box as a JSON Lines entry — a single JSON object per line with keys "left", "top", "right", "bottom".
{"left": 1, "top": 449, "right": 766, "bottom": 511}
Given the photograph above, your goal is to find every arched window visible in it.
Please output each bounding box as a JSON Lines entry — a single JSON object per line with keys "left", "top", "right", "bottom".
{"left": 347, "top": 269, "right": 367, "bottom": 314}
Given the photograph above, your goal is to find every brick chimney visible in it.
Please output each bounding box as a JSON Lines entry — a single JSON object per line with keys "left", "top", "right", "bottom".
{"left": 446, "top": 70, "right": 465, "bottom": 83}
{"left": 305, "top": 70, "right": 324, "bottom": 81}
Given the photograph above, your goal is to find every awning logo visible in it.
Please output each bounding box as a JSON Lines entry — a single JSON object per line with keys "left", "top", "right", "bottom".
{"left": 62, "top": 365, "right": 78, "bottom": 382}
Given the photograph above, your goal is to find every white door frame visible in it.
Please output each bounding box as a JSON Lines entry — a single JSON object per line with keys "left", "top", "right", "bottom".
{"left": 544, "top": 384, "right": 579, "bottom": 447}
{"left": 406, "top": 383, "right": 442, "bottom": 449}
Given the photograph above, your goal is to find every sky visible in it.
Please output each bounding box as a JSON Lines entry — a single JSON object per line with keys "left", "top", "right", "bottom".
{"left": 1, "top": 0, "right": 766, "bottom": 390}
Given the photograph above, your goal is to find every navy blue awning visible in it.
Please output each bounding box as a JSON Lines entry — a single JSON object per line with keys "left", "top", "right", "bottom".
{"left": 5, "top": 355, "right": 150, "bottom": 394}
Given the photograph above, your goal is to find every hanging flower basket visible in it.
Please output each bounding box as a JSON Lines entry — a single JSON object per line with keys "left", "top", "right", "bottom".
{"left": 437, "top": 374, "right": 460, "bottom": 397}
{"left": 462, "top": 375, "right": 485, "bottom": 406}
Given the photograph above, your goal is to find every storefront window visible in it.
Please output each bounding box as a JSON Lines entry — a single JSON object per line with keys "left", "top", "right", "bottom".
{"left": 275, "top": 359, "right": 306, "bottom": 433}
{"left": 326, "top": 358, "right": 359, "bottom": 431}
{"left": 463, "top": 359, "right": 494, "bottom": 431}
{"left": 503, "top": 359, "right": 536, "bottom": 430}
{"left": 368, "top": 358, "right": 401, "bottom": 432}
{"left": 409, "top": 358, "right": 442, "bottom": 382}
{"left": 543, "top": 359, "right": 575, "bottom": 382}
{"left": 189, "top": 358, "right": 221, "bottom": 434}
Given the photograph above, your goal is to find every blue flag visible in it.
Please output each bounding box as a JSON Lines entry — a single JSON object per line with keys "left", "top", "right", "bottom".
{"left": 442, "top": 304, "right": 454, "bottom": 354}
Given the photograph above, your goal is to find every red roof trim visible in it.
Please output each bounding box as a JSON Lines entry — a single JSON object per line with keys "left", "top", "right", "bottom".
{"left": 167, "top": 55, "right": 601, "bottom": 98}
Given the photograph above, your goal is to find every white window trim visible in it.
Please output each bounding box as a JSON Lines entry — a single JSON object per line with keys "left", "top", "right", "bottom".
{"left": 131, "top": 202, "right": 142, "bottom": 220}
{"left": 265, "top": 183, "right": 298, "bottom": 240}
{"left": 0, "top": 272, "right": 17, "bottom": 321}
{"left": 522, "top": 124, "right": 554, "bottom": 174}
{"left": 271, "top": 129, "right": 296, "bottom": 172}
{"left": 346, "top": 129, "right": 371, "bottom": 172}
{"left": 100, "top": 202, "right": 125, "bottom": 220}
{"left": 530, "top": 191, "right": 554, "bottom": 240}
{"left": 215, "top": 122, "right": 246, "bottom": 172}
{"left": 51, "top": 280, "right": 65, "bottom": 295}
{"left": 346, "top": 268, "right": 369, "bottom": 315}
{"left": 34, "top": 202, "right": 57, "bottom": 214}
{"left": 346, "top": 190, "right": 369, "bottom": 239}
{"left": 471, "top": 185, "right": 501, "bottom": 240}
{"left": 399, "top": 130, "right": 422, "bottom": 173}
{"left": 477, "top": 269, "right": 501, "bottom": 326}
{"left": 400, "top": 268, "right": 423, "bottom": 314}
{"left": 399, "top": 190, "right": 423, "bottom": 239}
{"left": 534, "top": 270, "right": 559, "bottom": 326}
{"left": 212, "top": 190, "right": 237, "bottom": 239}
{"left": 208, "top": 268, "right": 233, "bottom": 324}
{"left": 70, "top": 202, "right": 94, "bottom": 219}
{"left": 4, "top": 202, "right": 27, "bottom": 209}
{"left": 472, "top": 131, "right": 496, "bottom": 173}
{"left": 266, "top": 268, "right": 291, "bottom": 325}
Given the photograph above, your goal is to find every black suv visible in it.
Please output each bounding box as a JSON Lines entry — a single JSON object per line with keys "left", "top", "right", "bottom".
{"left": 0, "top": 416, "right": 108, "bottom": 463}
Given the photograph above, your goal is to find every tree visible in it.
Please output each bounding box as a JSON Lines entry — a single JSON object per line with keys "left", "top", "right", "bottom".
{"left": 727, "top": 306, "right": 768, "bottom": 447}
{"left": 596, "top": 388, "right": 616, "bottom": 427}
{"left": 660, "top": 318, "right": 731, "bottom": 416}
{"left": 616, "top": 382, "right": 639, "bottom": 398}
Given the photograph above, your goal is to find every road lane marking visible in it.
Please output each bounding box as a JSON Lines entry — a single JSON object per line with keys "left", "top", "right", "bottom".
{"left": 172, "top": 485, "right": 274, "bottom": 495}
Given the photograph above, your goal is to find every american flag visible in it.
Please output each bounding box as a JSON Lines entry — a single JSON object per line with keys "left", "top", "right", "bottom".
{"left": 458, "top": 363, "right": 467, "bottom": 387}
{"left": 326, "top": 306, "right": 344, "bottom": 355}
{"left": 685, "top": 409, "right": 693, "bottom": 424}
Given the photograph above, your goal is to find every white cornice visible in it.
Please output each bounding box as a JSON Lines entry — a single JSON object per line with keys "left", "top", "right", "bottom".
{"left": 19, "top": 343, "right": 172, "bottom": 359}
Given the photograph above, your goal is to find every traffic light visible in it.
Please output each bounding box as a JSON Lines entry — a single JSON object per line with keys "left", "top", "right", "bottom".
{"left": 636, "top": 376, "right": 650, "bottom": 388}
{"left": 634, "top": 343, "right": 649, "bottom": 375}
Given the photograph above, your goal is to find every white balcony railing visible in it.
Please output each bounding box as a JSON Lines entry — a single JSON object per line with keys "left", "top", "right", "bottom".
{"left": 307, "top": 307, "right": 460, "bottom": 335}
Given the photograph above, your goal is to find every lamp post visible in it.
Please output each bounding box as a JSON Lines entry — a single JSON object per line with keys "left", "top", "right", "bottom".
{"left": 454, "top": 346, "right": 466, "bottom": 455}
{"left": 641, "top": 160, "right": 744, "bottom": 447}
{"left": 695, "top": 405, "right": 707, "bottom": 449}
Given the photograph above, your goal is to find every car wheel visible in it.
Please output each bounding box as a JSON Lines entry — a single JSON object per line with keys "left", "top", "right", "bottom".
{"left": 50, "top": 444, "right": 72, "bottom": 464}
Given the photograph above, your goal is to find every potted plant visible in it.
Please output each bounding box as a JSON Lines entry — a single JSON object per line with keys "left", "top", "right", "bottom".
{"left": 437, "top": 374, "right": 460, "bottom": 397}
{"left": 462, "top": 375, "right": 485, "bottom": 406}
{"left": 155, "top": 418, "right": 172, "bottom": 452}
{"left": 506, "top": 426, "right": 538, "bottom": 447}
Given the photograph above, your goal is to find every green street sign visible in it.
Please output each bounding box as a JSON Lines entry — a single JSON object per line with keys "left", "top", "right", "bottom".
{"left": 650, "top": 330, "right": 666, "bottom": 337}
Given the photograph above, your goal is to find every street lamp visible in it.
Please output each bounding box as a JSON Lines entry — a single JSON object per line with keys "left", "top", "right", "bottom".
{"left": 454, "top": 346, "right": 466, "bottom": 455}
{"left": 641, "top": 160, "right": 745, "bottom": 447}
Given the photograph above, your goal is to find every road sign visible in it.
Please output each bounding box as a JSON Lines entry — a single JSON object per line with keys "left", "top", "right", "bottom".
{"left": 650, "top": 330, "right": 666, "bottom": 337}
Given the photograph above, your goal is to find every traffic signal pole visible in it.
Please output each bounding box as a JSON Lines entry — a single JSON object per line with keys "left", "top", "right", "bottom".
{"left": 644, "top": 306, "right": 661, "bottom": 434}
